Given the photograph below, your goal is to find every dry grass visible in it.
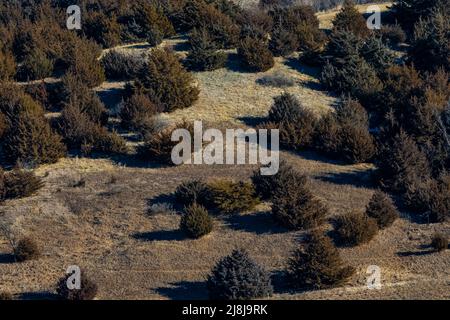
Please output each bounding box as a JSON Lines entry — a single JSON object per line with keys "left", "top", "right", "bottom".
{"left": 317, "top": 2, "right": 393, "bottom": 29}
{"left": 1, "top": 1, "right": 449, "bottom": 300}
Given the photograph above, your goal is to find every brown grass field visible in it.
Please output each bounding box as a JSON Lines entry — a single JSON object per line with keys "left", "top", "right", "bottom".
{"left": 0, "top": 2, "right": 449, "bottom": 300}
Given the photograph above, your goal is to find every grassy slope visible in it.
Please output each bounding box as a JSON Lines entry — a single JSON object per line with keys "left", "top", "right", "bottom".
{"left": 1, "top": 2, "right": 449, "bottom": 300}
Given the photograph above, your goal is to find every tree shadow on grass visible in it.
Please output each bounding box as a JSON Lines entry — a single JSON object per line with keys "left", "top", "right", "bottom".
{"left": 154, "top": 281, "right": 207, "bottom": 300}
{"left": 132, "top": 229, "right": 185, "bottom": 242}
{"left": 397, "top": 243, "right": 436, "bottom": 257}
{"left": 18, "top": 291, "right": 59, "bottom": 300}
{"left": 223, "top": 211, "right": 287, "bottom": 235}
{"left": 0, "top": 253, "right": 15, "bottom": 264}
{"left": 237, "top": 116, "right": 268, "bottom": 128}
{"left": 396, "top": 249, "right": 435, "bottom": 257}
{"left": 284, "top": 57, "right": 321, "bottom": 78}
{"left": 316, "top": 169, "right": 376, "bottom": 188}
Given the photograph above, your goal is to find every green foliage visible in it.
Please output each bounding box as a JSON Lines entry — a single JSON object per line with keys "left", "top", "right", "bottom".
{"left": 180, "top": 203, "right": 214, "bottom": 239}
{"left": 0, "top": 49, "right": 16, "bottom": 80}
{"left": 84, "top": 12, "right": 121, "bottom": 48}
{"left": 332, "top": 0, "right": 370, "bottom": 38}
{"left": 334, "top": 212, "right": 379, "bottom": 246}
{"left": 101, "top": 50, "right": 144, "bottom": 80}
{"left": 409, "top": 7, "right": 450, "bottom": 72}
{"left": 287, "top": 231, "right": 355, "bottom": 289}
{"left": 137, "top": 48, "right": 200, "bottom": 112}
{"left": 268, "top": 93, "right": 317, "bottom": 150}
{"left": 208, "top": 180, "right": 260, "bottom": 214}
{"left": 1, "top": 91, "right": 66, "bottom": 166}
{"left": 138, "top": 121, "right": 194, "bottom": 164}
{"left": 174, "top": 180, "right": 211, "bottom": 207}
{"left": 252, "top": 160, "right": 307, "bottom": 201}
{"left": 315, "top": 98, "right": 375, "bottom": 163}
{"left": 272, "top": 177, "right": 328, "bottom": 230}
{"left": 185, "top": 28, "right": 228, "bottom": 71}
{"left": 366, "top": 191, "right": 399, "bottom": 229}
{"left": 207, "top": 249, "right": 273, "bottom": 300}
{"left": 376, "top": 130, "right": 431, "bottom": 194}
{"left": 238, "top": 37, "right": 274, "bottom": 72}
{"left": 119, "top": 94, "right": 158, "bottom": 132}
{"left": 321, "top": 31, "right": 382, "bottom": 99}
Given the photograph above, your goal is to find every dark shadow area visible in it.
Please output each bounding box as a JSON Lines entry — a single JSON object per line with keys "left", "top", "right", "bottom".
{"left": 397, "top": 250, "right": 435, "bottom": 257}
{"left": 316, "top": 169, "right": 376, "bottom": 188}
{"left": 302, "top": 80, "right": 326, "bottom": 92}
{"left": 122, "top": 43, "right": 153, "bottom": 50}
{"left": 237, "top": 116, "right": 267, "bottom": 128}
{"left": 225, "top": 53, "right": 252, "bottom": 73}
{"left": 291, "top": 149, "right": 347, "bottom": 166}
{"left": 172, "top": 40, "right": 191, "bottom": 52}
{"left": 284, "top": 57, "right": 320, "bottom": 78}
{"left": 0, "top": 253, "right": 15, "bottom": 264}
{"left": 223, "top": 211, "right": 287, "bottom": 235}
{"left": 96, "top": 85, "right": 126, "bottom": 110}
{"left": 154, "top": 281, "right": 207, "bottom": 300}
{"left": 271, "top": 270, "right": 293, "bottom": 295}
{"left": 132, "top": 229, "right": 185, "bottom": 242}
{"left": 18, "top": 291, "right": 59, "bottom": 300}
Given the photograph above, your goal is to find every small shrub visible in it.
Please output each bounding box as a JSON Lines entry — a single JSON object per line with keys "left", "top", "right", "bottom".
{"left": 272, "top": 180, "right": 328, "bottom": 230}
{"left": 332, "top": 0, "right": 370, "bottom": 38}
{"left": 58, "top": 103, "right": 127, "bottom": 155}
{"left": 431, "top": 233, "right": 448, "bottom": 252}
{"left": 268, "top": 93, "right": 303, "bottom": 124}
{"left": 252, "top": 160, "right": 307, "bottom": 200}
{"left": 180, "top": 203, "right": 214, "bottom": 239}
{"left": 174, "top": 180, "right": 211, "bottom": 207}
{"left": 366, "top": 191, "right": 399, "bottom": 229}
{"left": 0, "top": 292, "right": 13, "bottom": 300}
{"left": 119, "top": 94, "right": 159, "bottom": 132}
{"left": 147, "top": 27, "right": 164, "bottom": 47}
{"left": 207, "top": 249, "right": 273, "bottom": 300}
{"left": 101, "top": 51, "right": 144, "bottom": 80}
{"left": 137, "top": 48, "right": 199, "bottom": 112}
{"left": 379, "top": 24, "right": 406, "bottom": 45}
{"left": 287, "top": 231, "right": 355, "bottom": 289}
{"left": 2, "top": 94, "right": 66, "bottom": 166}
{"left": 14, "top": 237, "right": 40, "bottom": 262}
{"left": 56, "top": 270, "right": 98, "bottom": 300}
{"left": 138, "top": 121, "right": 194, "bottom": 164}
{"left": 268, "top": 93, "right": 317, "bottom": 150}
{"left": 208, "top": 180, "right": 260, "bottom": 214}
{"left": 256, "top": 73, "right": 295, "bottom": 87}
{"left": 3, "top": 169, "right": 44, "bottom": 200}
{"left": 238, "top": 37, "right": 274, "bottom": 72}
{"left": 334, "top": 212, "right": 379, "bottom": 246}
